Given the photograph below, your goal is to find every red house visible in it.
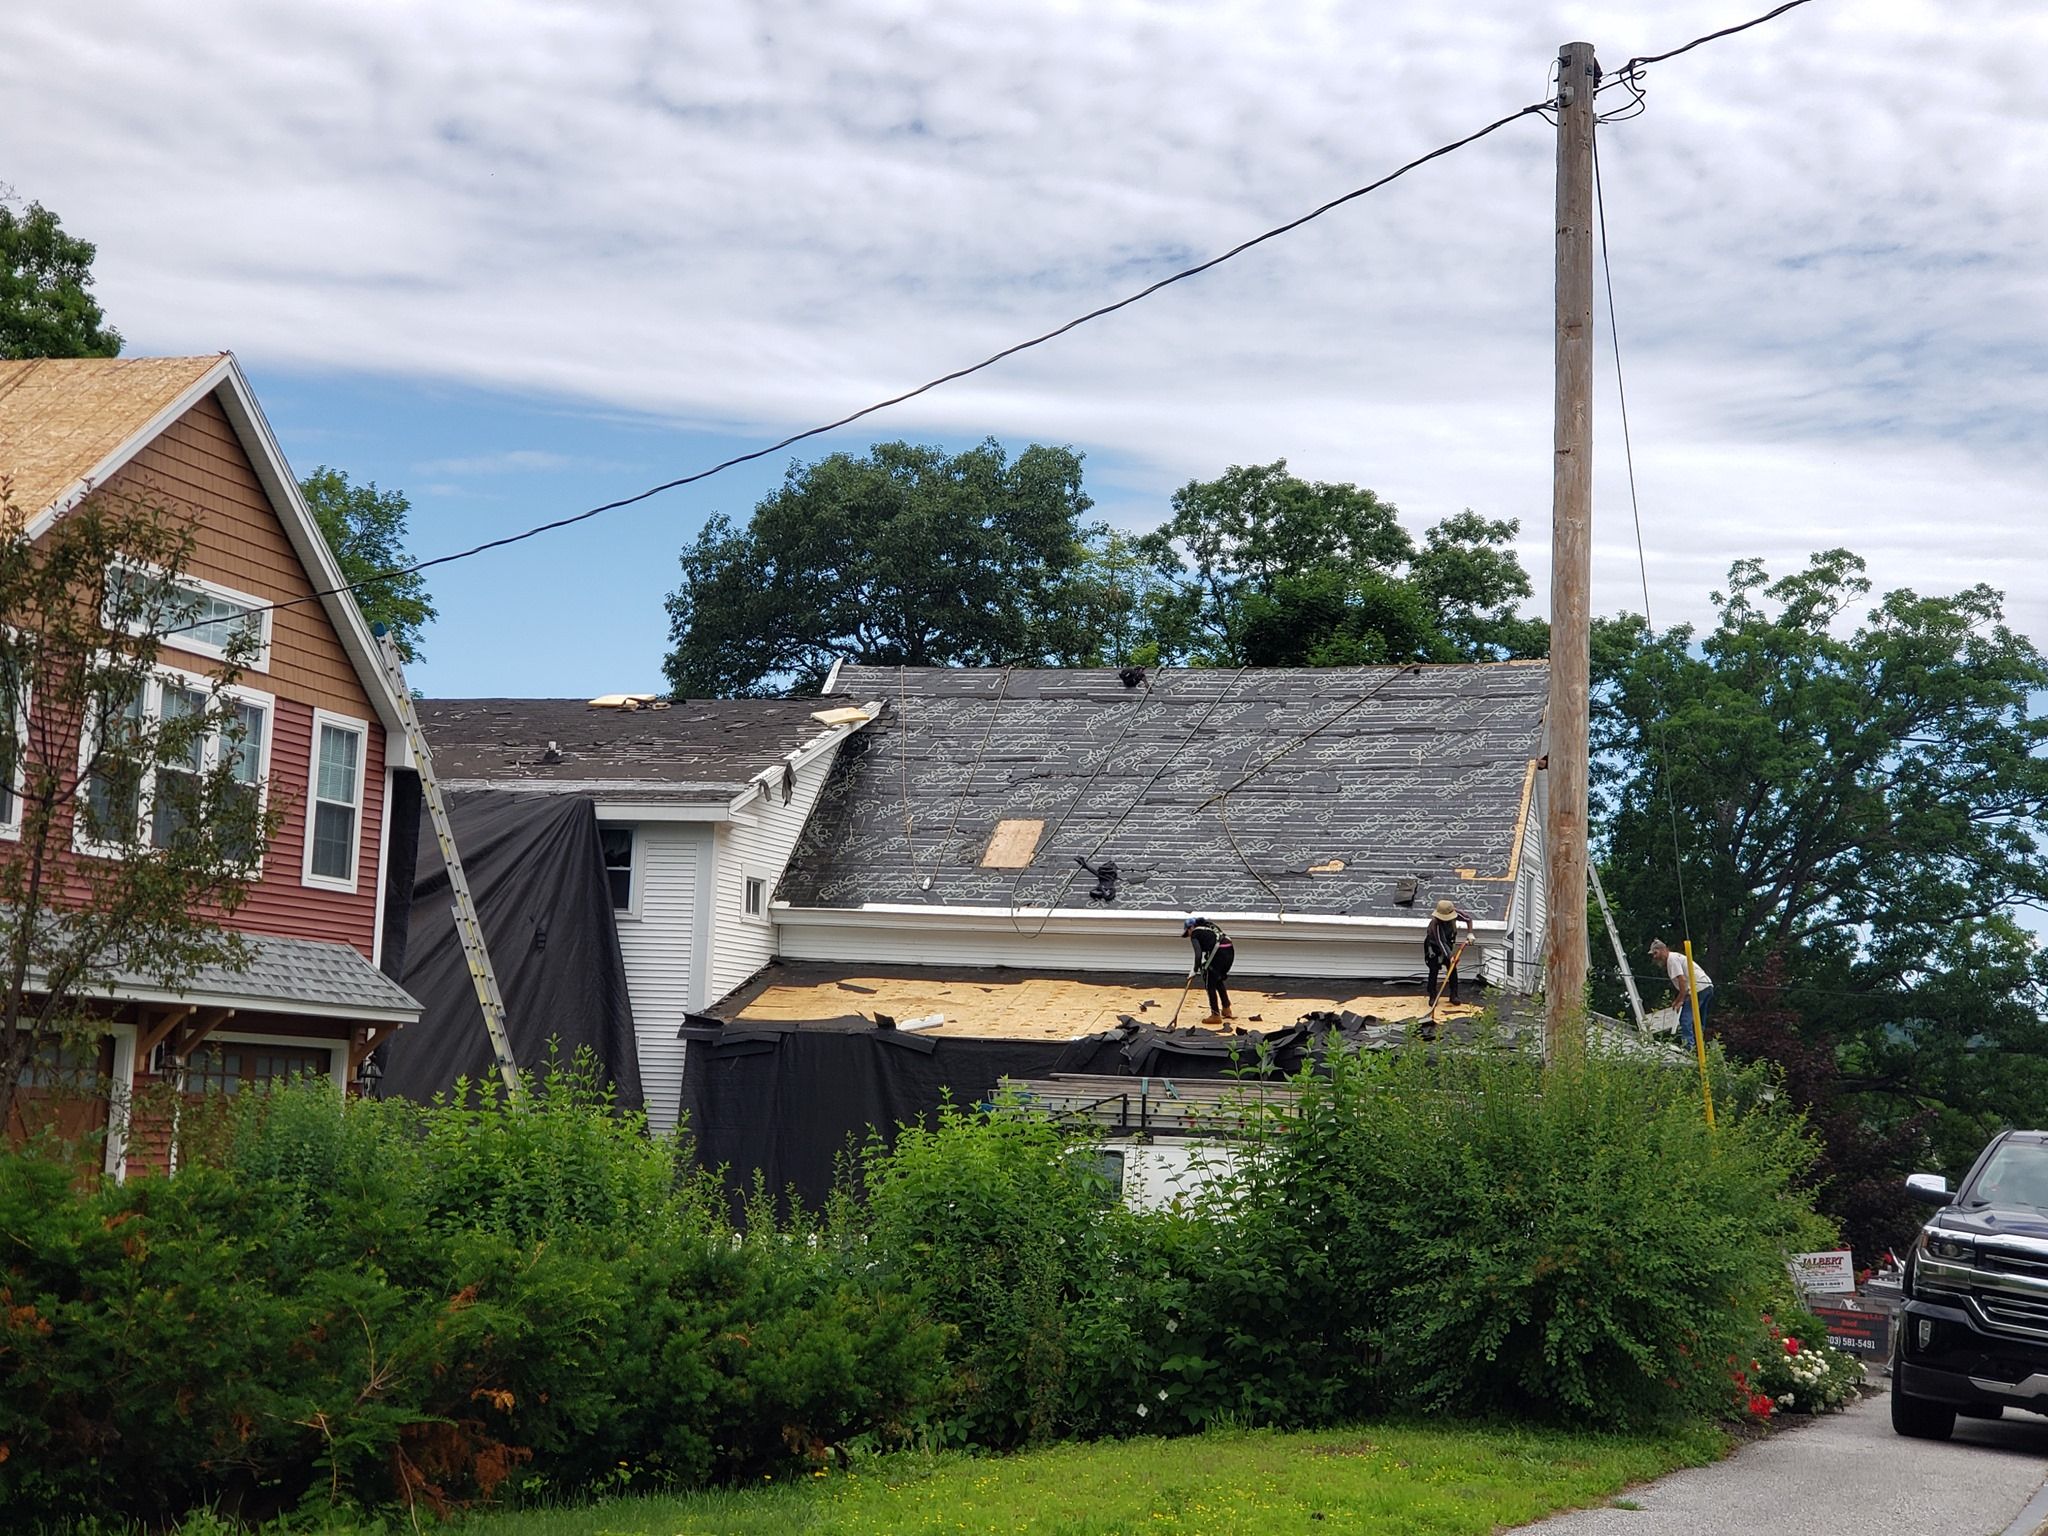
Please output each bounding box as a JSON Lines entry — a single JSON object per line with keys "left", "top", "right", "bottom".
{"left": 0, "top": 355, "right": 422, "bottom": 1174}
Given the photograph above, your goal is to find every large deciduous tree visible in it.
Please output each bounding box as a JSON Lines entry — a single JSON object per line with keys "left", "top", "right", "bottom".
{"left": 0, "top": 488, "right": 286, "bottom": 1130}
{"left": 1592, "top": 549, "right": 2048, "bottom": 1255}
{"left": 0, "top": 198, "right": 122, "bottom": 361}
{"left": 1136, "top": 461, "right": 1546, "bottom": 666}
{"left": 663, "top": 440, "right": 1097, "bottom": 697}
{"left": 298, "top": 467, "right": 436, "bottom": 663}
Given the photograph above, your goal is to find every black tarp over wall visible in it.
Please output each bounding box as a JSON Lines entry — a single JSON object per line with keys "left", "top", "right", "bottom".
{"left": 675, "top": 1020, "right": 1296, "bottom": 1220}
{"left": 381, "top": 791, "right": 643, "bottom": 1110}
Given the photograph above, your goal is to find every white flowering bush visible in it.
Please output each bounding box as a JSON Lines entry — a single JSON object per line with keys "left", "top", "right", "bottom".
{"left": 1753, "top": 1320, "right": 1863, "bottom": 1413}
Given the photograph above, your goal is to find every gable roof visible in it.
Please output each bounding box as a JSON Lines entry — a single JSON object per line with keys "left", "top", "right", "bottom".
{"left": 0, "top": 354, "right": 414, "bottom": 758}
{"left": 416, "top": 697, "right": 869, "bottom": 805}
{"left": 781, "top": 662, "right": 1548, "bottom": 924}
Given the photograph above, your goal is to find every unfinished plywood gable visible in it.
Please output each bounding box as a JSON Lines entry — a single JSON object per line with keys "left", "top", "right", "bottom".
{"left": 980, "top": 818, "right": 1045, "bottom": 868}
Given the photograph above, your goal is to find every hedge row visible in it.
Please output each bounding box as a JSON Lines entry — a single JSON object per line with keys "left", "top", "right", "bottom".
{"left": 1, "top": 1041, "right": 1830, "bottom": 1525}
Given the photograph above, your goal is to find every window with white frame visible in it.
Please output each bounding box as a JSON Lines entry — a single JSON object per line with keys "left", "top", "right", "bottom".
{"left": 104, "top": 563, "right": 272, "bottom": 671}
{"left": 0, "top": 653, "right": 25, "bottom": 837}
{"left": 76, "top": 672, "right": 272, "bottom": 860}
{"left": 599, "top": 825, "right": 635, "bottom": 912}
{"left": 304, "top": 712, "right": 365, "bottom": 888}
{"left": 743, "top": 875, "right": 767, "bottom": 919}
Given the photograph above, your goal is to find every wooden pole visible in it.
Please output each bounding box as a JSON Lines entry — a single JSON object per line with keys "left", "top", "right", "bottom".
{"left": 1544, "top": 41, "right": 1598, "bottom": 1061}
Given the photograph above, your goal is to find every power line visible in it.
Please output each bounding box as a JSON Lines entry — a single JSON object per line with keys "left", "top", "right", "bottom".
{"left": 1592, "top": 120, "right": 1694, "bottom": 950}
{"left": 157, "top": 0, "right": 1825, "bottom": 646}
{"left": 1614, "top": 0, "right": 1820, "bottom": 77}
{"left": 160, "top": 99, "right": 1556, "bottom": 642}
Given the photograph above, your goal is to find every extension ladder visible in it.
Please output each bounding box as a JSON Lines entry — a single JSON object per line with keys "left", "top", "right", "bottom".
{"left": 371, "top": 625, "right": 522, "bottom": 1098}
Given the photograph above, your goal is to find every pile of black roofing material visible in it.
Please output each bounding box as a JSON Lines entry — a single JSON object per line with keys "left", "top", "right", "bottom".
{"left": 676, "top": 1010, "right": 1539, "bottom": 1222}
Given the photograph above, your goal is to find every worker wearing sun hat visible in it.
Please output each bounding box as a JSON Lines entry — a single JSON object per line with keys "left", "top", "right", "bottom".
{"left": 1424, "top": 898, "right": 1476, "bottom": 1007}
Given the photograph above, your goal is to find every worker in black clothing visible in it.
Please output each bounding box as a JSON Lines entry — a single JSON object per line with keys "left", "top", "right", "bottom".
{"left": 1424, "top": 898, "right": 1475, "bottom": 1007}
{"left": 1184, "top": 915, "right": 1235, "bottom": 1026}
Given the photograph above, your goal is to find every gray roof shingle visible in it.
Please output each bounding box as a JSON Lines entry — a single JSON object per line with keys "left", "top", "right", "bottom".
{"left": 109, "top": 933, "right": 421, "bottom": 1020}
{"left": 415, "top": 698, "right": 844, "bottom": 803}
{"left": 783, "top": 662, "right": 1548, "bottom": 923}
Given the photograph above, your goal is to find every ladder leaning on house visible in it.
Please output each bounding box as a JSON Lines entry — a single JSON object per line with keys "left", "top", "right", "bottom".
{"left": 371, "top": 624, "right": 523, "bottom": 1099}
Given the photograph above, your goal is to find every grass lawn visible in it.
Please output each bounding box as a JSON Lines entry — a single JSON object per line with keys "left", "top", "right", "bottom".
{"left": 415, "top": 1420, "right": 1727, "bottom": 1536}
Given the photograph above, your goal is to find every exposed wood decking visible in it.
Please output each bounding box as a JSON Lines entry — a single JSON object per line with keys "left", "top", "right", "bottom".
{"left": 720, "top": 961, "right": 1484, "bottom": 1041}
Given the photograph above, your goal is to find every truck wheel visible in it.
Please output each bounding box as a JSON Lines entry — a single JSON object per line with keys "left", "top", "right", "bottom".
{"left": 1892, "top": 1384, "right": 1957, "bottom": 1440}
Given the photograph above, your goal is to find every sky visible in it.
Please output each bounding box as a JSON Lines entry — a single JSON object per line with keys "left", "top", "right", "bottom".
{"left": 4, "top": 0, "right": 2045, "bottom": 698}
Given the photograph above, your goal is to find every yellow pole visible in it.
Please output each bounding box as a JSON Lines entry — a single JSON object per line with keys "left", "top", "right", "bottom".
{"left": 1685, "top": 939, "right": 1715, "bottom": 1128}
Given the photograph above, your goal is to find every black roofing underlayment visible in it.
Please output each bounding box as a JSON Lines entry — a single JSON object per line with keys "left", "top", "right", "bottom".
{"left": 784, "top": 663, "right": 1548, "bottom": 923}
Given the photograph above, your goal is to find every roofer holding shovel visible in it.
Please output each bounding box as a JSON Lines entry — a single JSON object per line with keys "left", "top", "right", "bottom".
{"left": 1183, "top": 915, "right": 1235, "bottom": 1027}
{"left": 1424, "top": 898, "right": 1475, "bottom": 1008}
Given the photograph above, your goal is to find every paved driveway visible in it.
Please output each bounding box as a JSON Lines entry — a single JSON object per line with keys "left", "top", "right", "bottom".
{"left": 1527, "top": 1387, "right": 2048, "bottom": 1536}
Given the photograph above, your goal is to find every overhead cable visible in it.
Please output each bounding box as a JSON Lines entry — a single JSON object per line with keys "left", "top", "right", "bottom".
{"left": 160, "top": 101, "right": 1556, "bottom": 641}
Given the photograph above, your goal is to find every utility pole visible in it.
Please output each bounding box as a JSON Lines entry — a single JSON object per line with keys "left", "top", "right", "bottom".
{"left": 1544, "top": 40, "right": 1598, "bottom": 1060}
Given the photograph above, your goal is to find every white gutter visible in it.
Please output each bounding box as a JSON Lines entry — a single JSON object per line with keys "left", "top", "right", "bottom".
{"left": 773, "top": 901, "right": 1509, "bottom": 938}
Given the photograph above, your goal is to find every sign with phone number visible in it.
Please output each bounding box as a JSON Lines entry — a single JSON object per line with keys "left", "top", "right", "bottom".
{"left": 1808, "top": 1303, "right": 1891, "bottom": 1358}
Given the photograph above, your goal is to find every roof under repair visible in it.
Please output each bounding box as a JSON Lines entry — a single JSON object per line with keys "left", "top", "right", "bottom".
{"left": 781, "top": 662, "right": 1548, "bottom": 922}
{"left": 415, "top": 697, "right": 846, "bottom": 803}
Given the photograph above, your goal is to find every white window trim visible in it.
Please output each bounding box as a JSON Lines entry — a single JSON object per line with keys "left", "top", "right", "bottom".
{"left": 742, "top": 869, "right": 771, "bottom": 925}
{"left": 0, "top": 666, "right": 26, "bottom": 844}
{"left": 599, "top": 822, "right": 641, "bottom": 920}
{"left": 71, "top": 660, "right": 276, "bottom": 868}
{"left": 105, "top": 558, "right": 274, "bottom": 673}
{"left": 303, "top": 709, "right": 369, "bottom": 892}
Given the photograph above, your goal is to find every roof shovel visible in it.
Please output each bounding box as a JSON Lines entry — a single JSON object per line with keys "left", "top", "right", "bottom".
{"left": 1164, "top": 970, "right": 1198, "bottom": 1029}
{"left": 1427, "top": 939, "right": 1470, "bottom": 1035}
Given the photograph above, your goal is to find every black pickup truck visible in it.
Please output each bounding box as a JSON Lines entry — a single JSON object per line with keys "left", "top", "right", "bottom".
{"left": 1893, "top": 1129, "right": 2048, "bottom": 1439}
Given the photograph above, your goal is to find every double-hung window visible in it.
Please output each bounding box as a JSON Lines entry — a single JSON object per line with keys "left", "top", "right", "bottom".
{"left": 599, "top": 826, "right": 635, "bottom": 913}
{"left": 0, "top": 652, "right": 27, "bottom": 838}
{"left": 304, "top": 711, "right": 366, "bottom": 890}
{"left": 104, "top": 563, "right": 272, "bottom": 671}
{"left": 75, "top": 672, "right": 272, "bottom": 861}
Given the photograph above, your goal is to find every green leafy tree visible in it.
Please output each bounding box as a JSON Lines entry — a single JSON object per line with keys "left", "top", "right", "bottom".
{"left": 298, "top": 466, "right": 436, "bottom": 663}
{"left": 664, "top": 440, "right": 1098, "bottom": 696}
{"left": 0, "top": 486, "right": 286, "bottom": 1130}
{"left": 1591, "top": 550, "right": 2048, "bottom": 1254}
{"left": 1137, "top": 460, "right": 1546, "bottom": 665}
{"left": 0, "top": 198, "right": 122, "bottom": 360}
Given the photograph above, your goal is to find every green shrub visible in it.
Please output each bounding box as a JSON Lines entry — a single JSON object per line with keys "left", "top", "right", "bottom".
{"left": 1233, "top": 1036, "right": 1831, "bottom": 1427}
{"left": 861, "top": 1102, "right": 1115, "bottom": 1447}
{"left": 0, "top": 1061, "right": 946, "bottom": 1527}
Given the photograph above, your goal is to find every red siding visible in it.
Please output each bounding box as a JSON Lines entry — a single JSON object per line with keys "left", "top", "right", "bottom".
{"left": 10, "top": 390, "right": 391, "bottom": 962}
{"left": 237, "top": 700, "right": 385, "bottom": 957}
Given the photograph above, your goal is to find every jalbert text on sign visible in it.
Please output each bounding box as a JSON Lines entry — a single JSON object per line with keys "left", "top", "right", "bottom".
{"left": 1793, "top": 1249, "right": 1856, "bottom": 1294}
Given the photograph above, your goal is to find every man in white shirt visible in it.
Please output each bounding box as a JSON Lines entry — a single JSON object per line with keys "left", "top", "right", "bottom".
{"left": 1649, "top": 939, "right": 1715, "bottom": 1051}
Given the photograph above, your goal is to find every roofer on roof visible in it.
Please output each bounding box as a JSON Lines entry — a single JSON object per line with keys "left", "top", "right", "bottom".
{"left": 1424, "top": 899, "right": 1476, "bottom": 1008}
{"left": 1649, "top": 939, "right": 1715, "bottom": 1053}
{"left": 1183, "top": 915, "right": 1235, "bottom": 1028}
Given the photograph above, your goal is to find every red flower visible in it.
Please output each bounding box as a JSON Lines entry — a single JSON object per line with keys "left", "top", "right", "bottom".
{"left": 1748, "top": 1392, "right": 1775, "bottom": 1418}
{"left": 1784, "top": 1337, "right": 1801, "bottom": 1356}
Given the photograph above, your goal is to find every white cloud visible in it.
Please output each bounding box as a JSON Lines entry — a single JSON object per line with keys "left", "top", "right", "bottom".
{"left": 7, "top": 0, "right": 2047, "bottom": 639}
{"left": 414, "top": 449, "right": 574, "bottom": 475}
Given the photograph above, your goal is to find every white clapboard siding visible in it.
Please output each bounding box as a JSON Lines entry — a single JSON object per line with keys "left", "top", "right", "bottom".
{"left": 1491, "top": 765, "right": 1548, "bottom": 994}
{"left": 612, "top": 821, "right": 711, "bottom": 1134}
{"left": 705, "top": 748, "right": 841, "bottom": 1006}
{"left": 776, "top": 916, "right": 1444, "bottom": 982}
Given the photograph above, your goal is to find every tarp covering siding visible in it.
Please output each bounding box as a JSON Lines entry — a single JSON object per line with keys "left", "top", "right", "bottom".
{"left": 383, "top": 791, "right": 642, "bottom": 1109}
